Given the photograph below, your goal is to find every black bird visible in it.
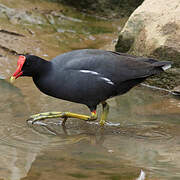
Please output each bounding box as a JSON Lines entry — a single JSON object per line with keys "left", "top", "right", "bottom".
{"left": 10, "top": 49, "right": 172, "bottom": 125}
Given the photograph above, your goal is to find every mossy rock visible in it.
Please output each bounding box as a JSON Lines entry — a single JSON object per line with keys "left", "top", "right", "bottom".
{"left": 46, "top": 0, "right": 144, "bottom": 17}
{"left": 115, "top": 35, "right": 134, "bottom": 52}
{"left": 152, "top": 46, "right": 180, "bottom": 68}
{"left": 145, "top": 71, "right": 178, "bottom": 90}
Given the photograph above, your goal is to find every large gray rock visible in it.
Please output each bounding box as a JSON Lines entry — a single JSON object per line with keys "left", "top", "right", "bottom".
{"left": 115, "top": 0, "right": 180, "bottom": 66}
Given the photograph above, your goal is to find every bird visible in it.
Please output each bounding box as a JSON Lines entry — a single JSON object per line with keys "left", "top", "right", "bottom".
{"left": 10, "top": 49, "right": 172, "bottom": 126}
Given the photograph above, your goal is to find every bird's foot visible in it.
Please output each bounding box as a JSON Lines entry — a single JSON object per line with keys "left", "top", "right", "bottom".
{"left": 99, "top": 119, "right": 106, "bottom": 126}
{"left": 27, "top": 111, "right": 66, "bottom": 124}
{"left": 27, "top": 111, "right": 97, "bottom": 125}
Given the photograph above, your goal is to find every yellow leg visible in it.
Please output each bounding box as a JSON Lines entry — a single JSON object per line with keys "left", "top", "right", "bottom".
{"left": 27, "top": 111, "right": 97, "bottom": 125}
{"left": 99, "top": 101, "right": 109, "bottom": 126}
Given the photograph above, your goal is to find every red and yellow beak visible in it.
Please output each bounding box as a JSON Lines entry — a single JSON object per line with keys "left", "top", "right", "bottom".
{"left": 10, "top": 55, "right": 26, "bottom": 83}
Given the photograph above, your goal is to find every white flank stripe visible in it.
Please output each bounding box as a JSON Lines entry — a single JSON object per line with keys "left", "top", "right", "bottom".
{"left": 79, "top": 70, "right": 99, "bottom": 75}
{"left": 79, "top": 69, "right": 114, "bottom": 85}
{"left": 162, "top": 64, "right": 171, "bottom": 71}
{"left": 100, "top": 77, "right": 114, "bottom": 85}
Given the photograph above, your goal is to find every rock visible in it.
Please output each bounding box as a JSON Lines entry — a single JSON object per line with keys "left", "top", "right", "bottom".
{"left": 115, "top": 0, "right": 180, "bottom": 66}
{"left": 57, "top": 0, "right": 144, "bottom": 18}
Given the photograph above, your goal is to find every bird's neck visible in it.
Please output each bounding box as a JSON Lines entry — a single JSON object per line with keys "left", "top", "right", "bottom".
{"left": 32, "top": 59, "right": 53, "bottom": 96}
{"left": 32, "top": 58, "right": 52, "bottom": 79}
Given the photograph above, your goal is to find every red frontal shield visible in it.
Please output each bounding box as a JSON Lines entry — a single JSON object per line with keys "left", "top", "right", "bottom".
{"left": 13, "top": 55, "right": 26, "bottom": 79}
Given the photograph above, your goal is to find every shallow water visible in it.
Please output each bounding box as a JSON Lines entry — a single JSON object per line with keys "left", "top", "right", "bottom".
{"left": 0, "top": 79, "right": 180, "bottom": 180}
{"left": 0, "top": 0, "right": 180, "bottom": 179}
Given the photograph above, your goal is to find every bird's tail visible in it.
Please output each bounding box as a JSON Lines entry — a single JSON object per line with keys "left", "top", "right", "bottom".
{"left": 141, "top": 58, "right": 172, "bottom": 71}
{"left": 152, "top": 61, "right": 172, "bottom": 71}
{"left": 138, "top": 57, "right": 172, "bottom": 71}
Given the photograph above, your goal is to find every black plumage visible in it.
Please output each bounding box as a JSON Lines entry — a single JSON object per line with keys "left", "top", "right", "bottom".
{"left": 11, "top": 49, "right": 172, "bottom": 125}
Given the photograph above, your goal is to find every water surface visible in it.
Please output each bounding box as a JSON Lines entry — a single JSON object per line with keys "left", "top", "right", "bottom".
{"left": 0, "top": 80, "right": 180, "bottom": 180}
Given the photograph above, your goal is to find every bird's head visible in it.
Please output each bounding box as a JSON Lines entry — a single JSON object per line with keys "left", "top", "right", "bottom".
{"left": 10, "top": 55, "right": 43, "bottom": 82}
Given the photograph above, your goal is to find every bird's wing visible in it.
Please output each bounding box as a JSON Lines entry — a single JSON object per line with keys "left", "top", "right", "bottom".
{"left": 56, "top": 49, "right": 157, "bottom": 84}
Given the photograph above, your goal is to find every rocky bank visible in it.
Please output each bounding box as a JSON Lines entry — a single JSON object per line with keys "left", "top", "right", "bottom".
{"left": 116, "top": 0, "right": 180, "bottom": 89}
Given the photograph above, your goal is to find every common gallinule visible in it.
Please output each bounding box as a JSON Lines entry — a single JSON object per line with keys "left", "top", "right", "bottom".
{"left": 10, "top": 49, "right": 172, "bottom": 126}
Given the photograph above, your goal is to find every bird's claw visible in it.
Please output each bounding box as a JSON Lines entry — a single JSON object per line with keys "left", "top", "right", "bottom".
{"left": 26, "top": 116, "right": 44, "bottom": 124}
{"left": 26, "top": 117, "right": 37, "bottom": 124}
{"left": 27, "top": 112, "right": 69, "bottom": 125}
{"left": 99, "top": 120, "right": 105, "bottom": 126}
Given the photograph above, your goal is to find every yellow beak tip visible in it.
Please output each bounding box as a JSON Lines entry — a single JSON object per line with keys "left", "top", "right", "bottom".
{"left": 10, "top": 76, "right": 16, "bottom": 83}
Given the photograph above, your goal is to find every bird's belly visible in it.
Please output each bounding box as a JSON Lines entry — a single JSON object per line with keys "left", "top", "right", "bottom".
{"left": 34, "top": 74, "right": 115, "bottom": 107}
